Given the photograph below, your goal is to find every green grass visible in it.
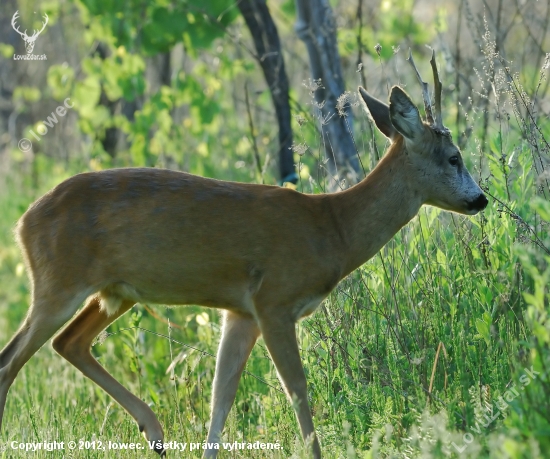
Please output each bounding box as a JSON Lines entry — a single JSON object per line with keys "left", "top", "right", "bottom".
{"left": 1, "top": 138, "right": 549, "bottom": 458}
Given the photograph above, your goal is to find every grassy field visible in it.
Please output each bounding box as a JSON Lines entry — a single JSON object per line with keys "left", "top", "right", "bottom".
{"left": 2, "top": 79, "right": 550, "bottom": 459}
{"left": 2, "top": 3, "right": 550, "bottom": 458}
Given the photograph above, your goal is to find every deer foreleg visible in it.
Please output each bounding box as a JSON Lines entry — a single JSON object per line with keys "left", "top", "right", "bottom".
{"left": 203, "top": 311, "right": 260, "bottom": 458}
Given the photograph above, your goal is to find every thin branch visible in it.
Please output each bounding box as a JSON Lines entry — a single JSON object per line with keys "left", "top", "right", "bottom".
{"left": 244, "top": 81, "right": 264, "bottom": 182}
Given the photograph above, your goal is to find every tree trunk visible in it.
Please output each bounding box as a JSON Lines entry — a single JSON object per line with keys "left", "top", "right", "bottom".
{"left": 237, "top": 0, "right": 296, "bottom": 184}
{"left": 294, "top": 0, "right": 361, "bottom": 187}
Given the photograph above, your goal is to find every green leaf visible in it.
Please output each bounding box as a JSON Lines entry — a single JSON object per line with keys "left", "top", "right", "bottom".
{"left": 47, "top": 65, "right": 75, "bottom": 100}
{"left": 73, "top": 77, "right": 101, "bottom": 118}
{"left": 141, "top": 7, "right": 189, "bottom": 54}
{"left": 475, "top": 317, "right": 491, "bottom": 346}
{"left": 530, "top": 197, "right": 550, "bottom": 223}
{"left": 0, "top": 43, "right": 14, "bottom": 58}
{"left": 13, "top": 87, "right": 41, "bottom": 103}
{"left": 149, "top": 387, "right": 160, "bottom": 406}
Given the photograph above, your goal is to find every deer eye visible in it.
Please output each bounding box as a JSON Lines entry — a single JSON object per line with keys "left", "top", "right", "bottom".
{"left": 449, "top": 156, "right": 459, "bottom": 166}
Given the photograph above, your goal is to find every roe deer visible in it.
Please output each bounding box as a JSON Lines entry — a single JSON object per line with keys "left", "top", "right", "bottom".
{"left": 0, "top": 52, "right": 487, "bottom": 458}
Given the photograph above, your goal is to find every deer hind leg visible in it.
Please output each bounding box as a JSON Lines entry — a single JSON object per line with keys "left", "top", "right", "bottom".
{"left": 51, "top": 295, "right": 166, "bottom": 456}
{"left": 257, "top": 313, "right": 321, "bottom": 459}
{"left": 203, "top": 311, "right": 260, "bottom": 458}
{"left": 0, "top": 287, "right": 88, "bottom": 431}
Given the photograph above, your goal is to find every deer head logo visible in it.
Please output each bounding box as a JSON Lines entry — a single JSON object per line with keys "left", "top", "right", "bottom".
{"left": 11, "top": 11, "right": 48, "bottom": 54}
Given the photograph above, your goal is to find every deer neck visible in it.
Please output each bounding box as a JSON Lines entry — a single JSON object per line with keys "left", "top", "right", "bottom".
{"left": 333, "top": 137, "right": 423, "bottom": 276}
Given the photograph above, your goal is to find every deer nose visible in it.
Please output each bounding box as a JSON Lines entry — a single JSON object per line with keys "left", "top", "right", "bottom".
{"left": 468, "top": 193, "right": 488, "bottom": 211}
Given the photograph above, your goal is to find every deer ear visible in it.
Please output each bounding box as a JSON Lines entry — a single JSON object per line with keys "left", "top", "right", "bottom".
{"left": 358, "top": 87, "right": 397, "bottom": 140}
{"left": 389, "top": 85, "right": 424, "bottom": 140}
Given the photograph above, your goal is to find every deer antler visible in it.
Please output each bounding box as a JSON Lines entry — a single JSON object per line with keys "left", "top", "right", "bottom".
{"left": 407, "top": 49, "right": 449, "bottom": 135}
{"left": 407, "top": 49, "right": 434, "bottom": 125}
{"left": 11, "top": 11, "right": 48, "bottom": 39}
{"left": 429, "top": 49, "right": 445, "bottom": 132}
{"left": 31, "top": 13, "right": 48, "bottom": 39}
{"left": 11, "top": 11, "right": 28, "bottom": 38}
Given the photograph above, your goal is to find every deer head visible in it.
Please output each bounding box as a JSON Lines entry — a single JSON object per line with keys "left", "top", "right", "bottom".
{"left": 358, "top": 50, "right": 488, "bottom": 215}
{"left": 11, "top": 11, "right": 49, "bottom": 54}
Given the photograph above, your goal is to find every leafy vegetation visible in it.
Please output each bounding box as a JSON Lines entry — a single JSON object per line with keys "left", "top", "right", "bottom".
{"left": 1, "top": 0, "right": 550, "bottom": 458}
